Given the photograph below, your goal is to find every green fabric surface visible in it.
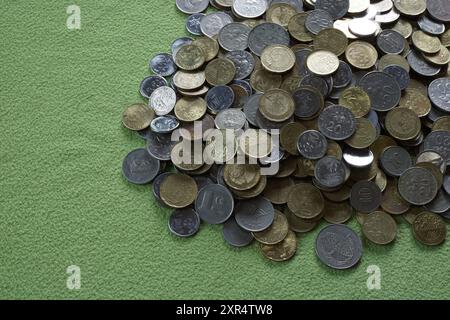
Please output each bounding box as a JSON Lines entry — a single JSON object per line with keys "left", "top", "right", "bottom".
{"left": 0, "top": 0, "right": 449, "bottom": 300}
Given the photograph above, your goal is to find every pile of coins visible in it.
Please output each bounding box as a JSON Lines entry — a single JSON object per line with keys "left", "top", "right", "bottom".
{"left": 122, "top": 0, "right": 450, "bottom": 269}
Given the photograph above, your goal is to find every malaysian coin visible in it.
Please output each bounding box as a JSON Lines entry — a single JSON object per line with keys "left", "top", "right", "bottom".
{"left": 160, "top": 173, "right": 198, "bottom": 208}
{"left": 248, "top": 22, "right": 290, "bottom": 56}
{"left": 288, "top": 12, "right": 314, "bottom": 42}
{"left": 428, "top": 78, "right": 450, "bottom": 113}
{"left": 343, "top": 148, "right": 374, "bottom": 168}
{"left": 150, "top": 53, "right": 177, "bottom": 77}
{"left": 306, "top": 50, "right": 339, "bottom": 76}
{"left": 287, "top": 183, "right": 324, "bottom": 219}
{"left": 122, "top": 103, "right": 155, "bottom": 131}
{"left": 222, "top": 217, "right": 254, "bottom": 247}
{"left": 250, "top": 69, "right": 283, "bottom": 92}
{"left": 205, "top": 58, "right": 236, "bottom": 86}
{"left": 381, "top": 178, "right": 410, "bottom": 214}
{"left": 412, "top": 212, "right": 446, "bottom": 245}
{"left": 315, "top": 224, "right": 363, "bottom": 269}
{"left": 233, "top": 0, "right": 267, "bottom": 18}
{"left": 315, "top": 0, "right": 349, "bottom": 20}
{"left": 224, "top": 164, "right": 260, "bottom": 191}
{"left": 205, "top": 85, "right": 235, "bottom": 114}
{"left": 380, "top": 146, "right": 412, "bottom": 177}
{"left": 146, "top": 131, "right": 178, "bottom": 161}
{"left": 225, "top": 50, "right": 255, "bottom": 80}
{"left": 333, "top": 19, "right": 357, "bottom": 39}
{"left": 348, "top": 18, "right": 379, "bottom": 37}
{"left": 432, "top": 117, "right": 450, "bottom": 131}
{"left": 122, "top": 148, "right": 160, "bottom": 185}
{"left": 313, "top": 28, "right": 348, "bottom": 57}
{"left": 192, "top": 36, "right": 219, "bottom": 61}
{"left": 195, "top": 184, "right": 234, "bottom": 224}
{"left": 422, "top": 45, "right": 450, "bottom": 66}
{"left": 427, "top": 0, "right": 450, "bottom": 23}
{"left": 200, "top": 12, "right": 233, "bottom": 38}
{"left": 377, "top": 29, "right": 405, "bottom": 54}
{"left": 149, "top": 86, "right": 177, "bottom": 116}
{"left": 253, "top": 210, "right": 289, "bottom": 245}
{"left": 204, "top": 129, "right": 237, "bottom": 163}
{"left": 186, "top": 13, "right": 205, "bottom": 35}
{"left": 318, "top": 105, "right": 357, "bottom": 141}
{"left": 239, "top": 129, "right": 272, "bottom": 159}
{"left": 168, "top": 208, "right": 201, "bottom": 237}
{"left": 417, "top": 14, "right": 445, "bottom": 35}
{"left": 332, "top": 61, "right": 353, "bottom": 88}
{"left": 315, "top": 156, "right": 347, "bottom": 189}
{"left": 398, "top": 167, "right": 439, "bottom": 205}
{"left": 266, "top": 3, "right": 297, "bottom": 28}
{"left": 375, "top": 7, "right": 400, "bottom": 24}
{"left": 345, "top": 118, "right": 376, "bottom": 149}
{"left": 391, "top": 18, "right": 413, "bottom": 38}
{"left": 139, "top": 75, "right": 168, "bottom": 99}
{"left": 362, "top": 211, "right": 397, "bottom": 245}
{"left": 345, "top": 41, "right": 378, "bottom": 70}
{"left": 412, "top": 30, "right": 442, "bottom": 54}
{"left": 339, "top": 87, "right": 371, "bottom": 118}
{"left": 305, "top": 9, "right": 333, "bottom": 35}
{"left": 350, "top": 181, "right": 382, "bottom": 213}
{"left": 174, "top": 97, "right": 207, "bottom": 122}
{"left": 170, "top": 142, "right": 203, "bottom": 171}
{"left": 382, "top": 65, "right": 410, "bottom": 91}
{"left": 300, "top": 75, "right": 330, "bottom": 96}
{"left": 374, "top": 168, "right": 388, "bottom": 192}
{"left": 173, "top": 70, "right": 206, "bottom": 91}
{"left": 218, "top": 22, "right": 251, "bottom": 51}
{"left": 231, "top": 175, "right": 267, "bottom": 199}
{"left": 176, "top": 0, "right": 209, "bottom": 14}
{"left": 385, "top": 108, "right": 421, "bottom": 141}
{"left": 172, "top": 37, "right": 194, "bottom": 56}
{"left": 235, "top": 196, "right": 275, "bottom": 232}
{"left": 378, "top": 54, "right": 410, "bottom": 72}
{"left": 215, "top": 109, "right": 246, "bottom": 130}
{"left": 348, "top": 0, "right": 369, "bottom": 13}
{"left": 150, "top": 115, "right": 179, "bottom": 133}
{"left": 261, "top": 45, "right": 296, "bottom": 73}
{"left": 359, "top": 72, "right": 401, "bottom": 112}
{"left": 323, "top": 201, "right": 353, "bottom": 224}
{"left": 398, "top": 88, "right": 431, "bottom": 117}
{"left": 175, "top": 44, "right": 205, "bottom": 70}
{"left": 393, "top": 0, "right": 426, "bottom": 16}
{"left": 425, "top": 189, "right": 450, "bottom": 214}
{"left": 416, "top": 150, "right": 446, "bottom": 174}
{"left": 297, "top": 130, "right": 328, "bottom": 160}
{"left": 280, "top": 122, "right": 307, "bottom": 155}
{"left": 285, "top": 207, "right": 319, "bottom": 233}
{"left": 407, "top": 50, "right": 442, "bottom": 77}
{"left": 260, "top": 230, "right": 297, "bottom": 261}
{"left": 423, "top": 130, "right": 450, "bottom": 166}
{"left": 263, "top": 177, "right": 295, "bottom": 204}
{"left": 259, "top": 89, "right": 295, "bottom": 122}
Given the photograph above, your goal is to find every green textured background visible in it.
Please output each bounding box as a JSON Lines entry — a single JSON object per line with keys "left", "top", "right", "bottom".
{"left": 0, "top": 0, "right": 449, "bottom": 300}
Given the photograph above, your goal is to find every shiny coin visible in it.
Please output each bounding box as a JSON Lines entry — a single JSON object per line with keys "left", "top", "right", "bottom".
{"left": 343, "top": 148, "right": 374, "bottom": 168}
{"left": 173, "top": 70, "right": 205, "bottom": 91}
{"left": 260, "top": 230, "right": 297, "bottom": 262}
{"left": 359, "top": 72, "right": 401, "bottom": 112}
{"left": 176, "top": 0, "right": 209, "bottom": 14}
{"left": 235, "top": 196, "right": 275, "bottom": 232}
{"left": 150, "top": 115, "right": 179, "bottom": 133}
{"left": 122, "top": 103, "right": 155, "bottom": 131}
{"left": 195, "top": 184, "right": 234, "bottom": 224}
{"left": 215, "top": 109, "right": 246, "bottom": 130}
{"left": 348, "top": 18, "right": 379, "bottom": 38}
{"left": 233, "top": 0, "right": 267, "bottom": 18}
{"left": 259, "top": 89, "right": 295, "bottom": 122}
{"left": 205, "top": 85, "right": 235, "bottom": 114}
{"left": 174, "top": 97, "right": 207, "bottom": 122}
{"left": 261, "top": 45, "right": 296, "bottom": 74}
{"left": 398, "top": 167, "right": 439, "bottom": 205}
{"left": 345, "top": 41, "right": 378, "bottom": 70}
{"left": 348, "top": 0, "right": 369, "bottom": 13}
{"left": 362, "top": 211, "right": 397, "bottom": 245}
{"left": 160, "top": 173, "right": 198, "bottom": 208}
{"left": 168, "top": 208, "right": 200, "bottom": 237}
{"left": 305, "top": 9, "right": 333, "bottom": 35}
{"left": 297, "top": 130, "right": 328, "bottom": 160}
{"left": 315, "top": 156, "right": 347, "bottom": 189}
{"left": 375, "top": 7, "right": 400, "bottom": 24}
{"left": 192, "top": 36, "right": 219, "bottom": 62}
{"left": 318, "top": 105, "right": 356, "bottom": 141}
{"left": 339, "top": 87, "right": 371, "bottom": 118}
{"left": 315, "top": 224, "right": 363, "bottom": 270}
{"left": 288, "top": 183, "right": 324, "bottom": 219}
{"left": 200, "top": 12, "right": 233, "bottom": 38}
{"left": 222, "top": 217, "right": 254, "bottom": 247}
{"left": 428, "top": 78, "right": 450, "bottom": 113}
{"left": 350, "top": 181, "right": 382, "bottom": 213}
{"left": 385, "top": 108, "right": 421, "bottom": 141}
{"left": 266, "top": 3, "right": 297, "bottom": 28}
{"left": 248, "top": 22, "right": 290, "bottom": 56}
{"left": 150, "top": 53, "right": 177, "bottom": 77}
{"left": 306, "top": 50, "right": 339, "bottom": 76}
{"left": 139, "top": 75, "right": 167, "bottom": 99}
{"left": 218, "top": 22, "right": 251, "bottom": 52}
{"left": 122, "top": 148, "right": 160, "bottom": 185}
{"left": 205, "top": 58, "right": 236, "bottom": 86}
{"left": 412, "top": 211, "right": 446, "bottom": 245}
{"left": 253, "top": 210, "right": 289, "bottom": 245}
{"left": 186, "top": 13, "right": 205, "bottom": 35}
{"left": 149, "top": 86, "right": 177, "bottom": 116}
{"left": 380, "top": 146, "right": 412, "bottom": 177}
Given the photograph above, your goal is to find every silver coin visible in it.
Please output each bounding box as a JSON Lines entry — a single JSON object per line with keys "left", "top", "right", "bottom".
{"left": 200, "top": 12, "right": 233, "bottom": 38}
{"left": 375, "top": 8, "right": 400, "bottom": 24}
{"left": 139, "top": 75, "right": 168, "bottom": 99}
{"left": 186, "top": 13, "right": 205, "bottom": 35}
{"left": 248, "top": 22, "right": 290, "bottom": 56}
{"left": 215, "top": 109, "right": 247, "bottom": 130}
{"left": 222, "top": 216, "right": 254, "bottom": 247}
{"left": 195, "top": 184, "right": 234, "bottom": 224}
{"left": 149, "top": 86, "right": 177, "bottom": 116}
{"left": 218, "top": 22, "right": 251, "bottom": 51}
{"left": 225, "top": 49, "right": 256, "bottom": 80}
{"left": 243, "top": 93, "right": 263, "bottom": 126}
{"left": 176, "top": 0, "right": 209, "bottom": 14}
{"left": 416, "top": 150, "right": 446, "bottom": 174}
{"left": 150, "top": 115, "right": 180, "bottom": 133}
{"left": 425, "top": 189, "right": 450, "bottom": 214}
{"left": 235, "top": 197, "right": 275, "bottom": 232}
{"left": 372, "top": 0, "right": 393, "bottom": 13}
{"left": 149, "top": 53, "right": 177, "bottom": 77}
{"left": 168, "top": 208, "right": 200, "bottom": 237}
{"left": 122, "top": 148, "right": 160, "bottom": 185}
{"left": 233, "top": 0, "right": 267, "bottom": 18}
{"left": 146, "top": 132, "right": 179, "bottom": 161}
{"left": 348, "top": 19, "right": 379, "bottom": 37}
{"left": 343, "top": 148, "right": 374, "bottom": 168}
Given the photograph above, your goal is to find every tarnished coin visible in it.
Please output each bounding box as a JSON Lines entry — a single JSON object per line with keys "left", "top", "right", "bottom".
{"left": 205, "top": 85, "right": 235, "bottom": 114}
{"left": 339, "top": 87, "right": 371, "bottom": 118}
{"left": 173, "top": 70, "right": 206, "bottom": 91}
{"left": 398, "top": 88, "right": 431, "bottom": 117}
{"left": 151, "top": 115, "right": 179, "bottom": 133}
{"left": 423, "top": 130, "right": 450, "bottom": 166}
{"left": 305, "top": 9, "right": 333, "bottom": 35}
{"left": 171, "top": 141, "right": 203, "bottom": 171}
{"left": 195, "top": 184, "right": 234, "bottom": 224}
{"left": 149, "top": 86, "right": 177, "bottom": 116}
{"left": 175, "top": 44, "right": 205, "bottom": 71}
{"left": 345, "top": 118, "right": 376, "bottom": 149}
{"left": 200, "top": 12, "right": 233, "bottom": 38}
{"left": 204, "top": 129, "right": 237, "bottom": 163}
{"left": 315, "top": 0, "right": 349, "bottom": 20}
{"left": 260, "top": 230, "right": 297, "bottom": 261}
{"left": 362, "top": 211, "right": 397, "bottom": 245}
{"left": 146, "top": 131, "right": 178, "bottom": 161}
{"left": 380, "top": 146, "right": 412, "bottom": 177}
{"left": 222, "top": 217, "right": 254, "bottom": 247}
{"left": 422, "top": 45, "right": 450, "bottom": 66}
{"left": 315, "top": 224, "right": 363, "bottom": 270}
{"left": 398, "top": 167, "right": 439, "bottom": 205}
{"left": 176, "top": 0, "right": 209, "bottom": 14}
{"left": 174, "top": 97, "right": 207, "bottom": 122}
{"left": 318, "top": 105, "right": 356, "bottom": 141}
{"left": 172, "top": 37, "right": 194, "bottom": 56}
{"left": 377, "top": 29, "right": 405, "bottom": 55}
{"left": 385, "top": 108, "right": 421, "bottom": 141}
{"left": 428, "top": 78, "right": 450, "bottom": 113}
{"left": 412, "top": 212, "right": 446, "bottom": 246}
{"left": 231, "top": 175, "right": 267, "bottom": 199}
{"left": 266, "top": 3, "right": 297, "bottom": 28}
{"left": 218, "top": 22, "right": 251, "bottom": 52}
{"left": 122, "top": 103, "right": 155, "bottom": 131}
{"left": 323, "top": 200, "right": 353, "bottom": 224}
{"left": 332, "top": 61, "right": 353, "bottom": 88}
{"left": 425, "top": 189, "right": 450, "bottom": 214}
{"left": 315, "top": 156, "right": 347, "bottom": 189}
{"left": 314, "top": 28, "right": 348, "bottom": 56}
{"left": 418, "top": 14, "right": 445, "bottom": 35}
{"left": 224, "top": 164, "right": 260, "bottom": 191}
{"left": 300, "top": 75, "right": 329, "bottom": 97}
{"left": 160, "top": 173, "right": 198, "bottom": 208}
{"left": 350, "top": 181, "right": 382, "bottom": 213}
{"left": 407, "top": 50, "right": 442, "bottom": 77}
{"left": 381, "top": 178, "right": 410, "bottom": 214}
{"left": 122, "top": 148, "right": 160, "bottom": 185}
{"left": 139, "top": 75, "right": 168, "bottom": 99}
{"left": 253, "top": 210, "right": 289, "bottom": 245}
{"left": 412, "top": 30, "right": 441, "bottom": 54}
{"left": 250, "top": 68, "right": 283, "bottom": 92}
{"left": 168, "top": 208, "right": 200, "bottom": 238}
{"left": 297, "top": 130, "right": 328, "bottom": 160}
{"left": 288, "top": 12, "right": 314, "bottom": 42}
{"left": 225, "top": 50, "right": 255, "bottom": 80}
{"left": 263, "top": 177, "right": 295, "bottom": 204}
{"left": 205, "top": 58, "right": 236, "bottom": 86}
{"left": 261, "top": 45, "right": 296, "bottom": 73}
{"left": 382, "top": 65, "right": 410, "bottom": 90}
{"left": 248, "top": 22, "right": 290, "bottom": 56}
{"left": 280, "top": 122, "right": 306, "bottom": 155}
{"left": 235, "top": 196, "right": 275, "bottom": 232}
{"left": 345, "top": 41, "right": 378, "bottom": 70}
{"left": 259, "top": 89, "right": 295, "bottom": 122}
{"left": 378, "top": 53, "right": 410, "bottom": 72}
{"left": 359, "top": 72, "right": 401, "bottom": 112}
{"left": 186, "top": 13, "right": 205, "bottom": 35}
{"left": 306, "top": 50, "right": 339, "bottom": 76}
{"left": 292, "top": 86, "right": 324, "bottom": 119}
{"left": 192, "top": 36, "right": 219, "bottom": 62}
{"left": 432, "top": 117, "right": 450, "bottom": 131}
{"left": 288, "top": 183, "right": 325, "bottom": 219}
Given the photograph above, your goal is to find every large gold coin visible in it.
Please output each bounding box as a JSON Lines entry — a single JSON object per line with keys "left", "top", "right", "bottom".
{"left": 370, "top": 135, "right": 398, "bottom": 160}
{"left": 339, "top": 87, "right": 371, "bottom": 118}
{"left": 173, "top": 70, "right": 206, "bottom": 91}
{"left": 261, "top": 45, "right": 296, "bottom": 73}
{"left": 412, "top": 30, "right": 441, "bottom": 54}
{"left": 399, "top": 88, "right": 431, "bottom": 117}
{"left": 280, "top": 122, "right": 307, "bottom": 155}
{"left": 432, "top": 116, "right": 450, "bottom": 131}
{"left": 345, "top": 41, "right": 378, "bottom": 69}
{"left": 160, "top": 173, "right": 198, "bottom": 208}
{"left": 259, "top": 89, "right": 295, "bottom": 122}
{"left": 192, "top": 37, "right": 219, "bottom": 62}
{"left": 260, "top": 230, "right": 297, "bottom": 262}
{"left": 174, "top": 44, "right": 205, "bottom": 70}
{"left": 422, "top": 45, "right": 450, "bottom": 65}
{"left": 205, "top": 58, "right": 236, "bottom": 86}
{"left": 174, "top": 97, "right": 207, "bottom": 122}
{"left": 122, "top": 103, "right": 155, "bottom": 131}
{"left": 253, "top": 210, "right": 289, "bottom": 245}
{"left": 287, "top": 183, "right": 324, "bottom": 220}
{"left": 385, "top": 108, "right": 421, "bottom": 141}
{"left": 250, "top": 69, "right": 282, "bottom": 92}
{"left": 223, "top": 164, "right": 261, "bottom": 191}
{"left": 170, "top": 142, "right": 204, "bottom": 171}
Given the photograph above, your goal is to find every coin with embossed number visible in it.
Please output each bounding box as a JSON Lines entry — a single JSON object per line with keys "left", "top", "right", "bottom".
{"left": 318, "top": 105, "right": 356, "bottom": 141}
{"left": 297, "top": 130, "right": 328, "bottom": 160}
{"left": 195, "top": 184, "right": 234, "bottom": 224}
{"left": 359, "top": 72, "right": 401, "bottom": 112}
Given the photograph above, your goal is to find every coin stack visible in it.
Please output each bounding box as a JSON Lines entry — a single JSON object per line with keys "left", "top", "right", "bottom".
{"left": 122, "top": 0, "right": 450, "bottom": 269}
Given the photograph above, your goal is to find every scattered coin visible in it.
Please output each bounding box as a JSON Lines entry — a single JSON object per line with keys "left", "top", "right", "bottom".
{"left": 160, "top": 173, "right": 198, "bottom": 208}
{"left": 186, "top": 13, "right": 205, "bottom": 35}
{"left": 260, "top": 230, "right": 297, "bottom": 262}
{"left": 359, "top": 72, "right": 401, "bottom": 112}
{"left": 288, "top": 183, "right": 324, "bottom": 219}
{"left": 306, "top": 50, "right": 339, "bottom": 76}
{"left": 350, "top": 181, "right": 382, "bottom": 213}
{"left": 362, "top": 211, "right": 397, "bottom": 245}
{"left": 235, "top": 196, "right": 275, "bottom": 232}
{"left": 139, "top": 75, "right": 168, "bottom": 99}
{"left": 149, "top": 86, "right": 177, "bottom": 116}
{"left": 168, "top": 208, "right": 201, "bottom": 237}
{"left": 122, "top": 148, "right": 160, "bottom": 185}
{"left": 380, "top": 146, "right": 412, "bottom": 177}
{"left": 412, "top": 211, "right": 446, "bottom": 246}
{"left": 261, "top": 45, "right": 296, "bottom": 73}
{"left": 318, "top": 105, "right": 356, "bottom": 141}
{"left": 122, "top": 103, "right": 155, "bottom": 131}
{"left": 259, "top": 89, "right": 294, "bottom": 122}
{"left": 297, "top": 130, "right": 328, "bottom": 160}
{"left": 345, "top": 41, "right": 378, "bottom": 69}
{"left": 253, "top": 210, "right": 289, "bottom": 245}
{"left": 398, "top": 167, "right": 439, "bottom": 205}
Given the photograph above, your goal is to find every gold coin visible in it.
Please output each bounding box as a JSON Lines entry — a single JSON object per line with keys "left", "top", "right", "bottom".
{"left": 205, "top": 58, "right": 236, "bottom": 86}
{"left": 260, "top": 230, "right": 297, "bottom": 262}
{"left": 399, "top": 88, "right": 431, "bottom": 117}
{"left": 178, "top": 85, "right": 209, "bottom": 97}
{"left": 432, "top": 116, "right": 450, "bottom": 131}
{"left": 391, "top": 18, "right": 413, "bottom": 38}
{"left": 250, "top": 69, "right": 282, "bottom": 92}
{"left": 231, "top": 175, "right": 267, "bottom": 199}
{"left": 293, "top": 158, "right": 315, "bottom": 178}
{"left": 173, "top": 70, "right": 206, "bottom": 91}
{"left": 122, "top": 103, "right": 154, "bottom": 131}
{"left": 313, "top": 28, "right": 348, "bottom": 56}
{"left": 160, "top": 173, "right": 198, "bottom": 208}
{"left": 345, "top": 41, "right": 378, "bottom": 70}
{"left": 441, "top": 28, "right": 450, "bottom": 47}
{"left": 385, "top": 107, "right": 421, "bottom": 141}
{"left": 280, "top": 122, "right": 307, "bottom": 155}
{"left": 323, "top": 200, "right": 353, "bottom": 224}
{"left": 174, "top": 97, "right": 206, "bottom": 122}
{"left": 280, "top": 72, "right": 302, "bottom": 94}
{"left": 412, "top": 212, "right": 446, "bottom": 246}
{"left": 259, "top": 89, "right": 295, "bottom": 122}
{"left": 288, "top": 12, "right": 314, "bottom": 43}
{"left": 370, "top": 135, "right": 398, "bottom": 160}
{"left": 306, "top": 50, "right": 339, "bottom": 76}
{"left": 192, "top": 37, "right": 219, "bottom": 62}
{"left": 276, "top": 157, "right": 299, "bottom": 178}
{"left": 285, "top": 207, "right": 318, "bottom": 233}
{"left": 393, "top": 0, "right": 426, "bottom": 16}
{"left": 266, "top": 3, "right": 297, "bottom": 28}
{"left": 326, "top": 140, "right": 343, "bottom": 159}
{"left": 345, "top": 118, "right": 377, "bottom": 149}
{"left": 253, "top": 210, "right": 289, "bottom": 245}
{"left": 408, "top": 78, "right": 428, "bottom": 95}
{"left": 263, "top": 177, "right": 295, "bottom": 204}
{"left": 378, "top": 54, "right": 410, "bottom": 72}
{"left": 170, "top": 142, "right": 204, "bottom": 171}
{"left": 339, "top": 86, "right": 371, "bottom": 118}
{"left": 412, "top": 30, "right": 442, "bottom": 54}
{"left": 374, "top": 169, "right": 387, "bottom": 192}
{"left": 261, "top": 45, "right": 296, "bottom": 74}
{"left": 224, "top": 164, "right": 261, "bottom": 191}
{"left": 381, "top": 179, "right": 410, "bottom": 215}
{"left": 422, "top": 45, "right": 450, "bottom": 65}
{"left": 287, "top": 183, "right": 324, "bottom": 219}
{"left": 322, "top": 185, "right": 351, "bottom": 202}
{"left": 239, "top": 129, "right": 272, "bottom": 159}
{"left": 362, "top": 211, "right": 397, "bottom": 245}
{"left": 174, "top": 44, "right": 205, "bottom": 70}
